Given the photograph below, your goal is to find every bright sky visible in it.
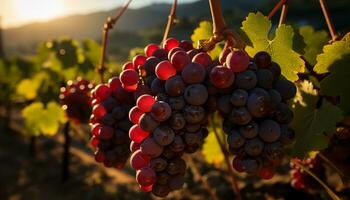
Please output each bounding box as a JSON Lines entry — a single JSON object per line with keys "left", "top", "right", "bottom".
{"left": 0, "top": 0, "right": 197, "bottom": 28}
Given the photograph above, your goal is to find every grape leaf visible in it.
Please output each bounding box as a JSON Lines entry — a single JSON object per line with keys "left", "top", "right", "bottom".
{"left": 22, "top": 101, "right": 67, "bottom": 136}
{"left": 83, "top": 39, "right": 102, "bottom": 66}
{"left": 191, "top": 21, "right": 222, "bottom": 59}
{"left": 16, "top": 72, "right": 48, "bottom": 100}
{"left": 314, "top": 36, "right": 350, "bottom": 115}
{"left": 202, "top": 129, "right": 224, "bottom": 165}
{"left": 299, "top": 26, "right": 329, "bottom": 65}
{"left": 290, "top": 80, "right": 343, "bottom": 157}
{"left": 241, "top": 12, "right": 305, "bottom": 81}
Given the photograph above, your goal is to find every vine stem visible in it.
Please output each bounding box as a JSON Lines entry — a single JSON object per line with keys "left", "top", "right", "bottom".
{"left": 210, "top": 115, "right": 242, "bottom": 200}
{"left": 268, "top": 0, "right": 287, "bottom": 20}
{"left": 162, "top": 0, "right": 177, "bottom": 44}
{"left": 98, "top": 0, "right": 133, "bottom": 83}
{"left": 291, "top": 158, "right": 341, "bottom": 200}
{"left": 278, "top": 1, "right": 288, "bottom": 27}
{"left": 187, "top": 156, "right": 220, "bottom": 200}
{"left": 317, "top": 152, "right": 346, "bottom": 181}
{"left": 319, "top": 0, "right": 338, "bottom": 42}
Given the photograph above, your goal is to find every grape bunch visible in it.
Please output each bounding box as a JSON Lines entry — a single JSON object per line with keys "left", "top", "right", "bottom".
{"left": 290, "top": 156, "right": 325, "bottom": 191}
{"left": 213, "top": 50, "right": 297, "bottom": 179}
{"left": 89, "top": 77, "right": 134, "bottom": 169}
{"left": 59, "top": 77, "right": 94, "bottom": 124}
{"left": 120, "top": 38, "right": 212, "bottom": 197}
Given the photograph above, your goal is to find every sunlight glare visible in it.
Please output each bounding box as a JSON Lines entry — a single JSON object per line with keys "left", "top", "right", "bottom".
{"left": 13, "top": 0, "right": 65, "bottom": 23}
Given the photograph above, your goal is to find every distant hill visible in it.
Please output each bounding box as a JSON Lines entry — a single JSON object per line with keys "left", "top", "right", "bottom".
{"left": 2, "top": 0, "right": 350, "bottom": 57}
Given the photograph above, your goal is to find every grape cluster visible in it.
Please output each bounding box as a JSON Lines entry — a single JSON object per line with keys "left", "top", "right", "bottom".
{"left": 290, "top": 156, "right": 325, "bottom": 191}
{"left": 212, "top": 50, "right": 297, "bottom": 178}
{"left": 89, "top": 77, "right": 134, "bottom": 168}
{"left": 119, "top": 38, "right": 212, "bottom": 197}
{"left": 59, "top": 77, "right": 94, "bottom": 124}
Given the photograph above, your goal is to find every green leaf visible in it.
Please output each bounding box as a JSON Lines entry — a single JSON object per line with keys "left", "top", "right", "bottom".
{"left": 16, "top": 72, "right": 48, "bottom": 100}
{"left": 313, "top": 36, "right": 350, "bottom": 115}
{"left": 83, "top": 39, "right": 102, "bottom": 66}
{"left": 191, "top": 21, "right": 222, "bottom": 59}
{"left": 299, "top": 26, "right": 329, "bottom": 65}
{"left": 55, "top": 39, "right": 79, "bottom": 68}
{"left": 290, "top": 80, "right": 343, "bottom": 157}
{"left": 22, "top": 101, "right": 67, "bottom": 137}
{"left": 241, "top": 12, "right": 305, "bottom": 81}
{"left": 202, "top": 129, "right": 225, "bottom": 165}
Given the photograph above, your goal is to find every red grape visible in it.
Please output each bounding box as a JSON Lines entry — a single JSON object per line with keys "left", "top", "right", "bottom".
{"left": 179, "top": 40, "right": 193, "bottom": 51}
{"left": 133, "top": 54, "right": 147, "bottom": 68}
{"left": 254, "top": 51, "right": 272, "bottom": 68}
{"left": 171, "top": 51, "right": 190, "bottom": 71}
{"left": 122, "top": 62, "right": 134, "bottom": 71}
{"left": 91, "top": 123, "right": 101, "bottom": 136}
{"left": 192, "top": 52, "right": 212, "bottom": 68}
{"left": 108, "top": 77, "right": 122, "bottom": 91}
{"left": 145, "top": 43, "right": 159, "bottom": 57}
{"left": 92, "top": 104, "right": 107, "bottom": 119}
{"left": 94, "top": 84, "right": 111, "bottom": 101}
{"left": 130, "top": 141, "right": 141, "bottom": 153}
{"left": 168, "top": 47, "right": 183, "bottom": 60}
{"left": 155, "top": 61, "right": 176, "bottom": 80}
{"left": 129, "top": 106, "right": 144, "bottom": 124}
{"left": 130, "top": 149, "right": 151, "bottom": 170}
{"left": 122, "top": 84, "right": 138, "bottom": 92}
{"left": 94, "top": 150, "right": 105, "bottom": 163}
{"left": 163, "top": 38, "right": 180, "bottom": 52}
{"left": 129, "top": 124, "right": 150, "bottom": 143}
{"left": 226, "top": 50, "right": 250, "bottom": 73}
{"left": 120, "top": 69, "right": 139, "bottom": 86}
{"left": 140, "top": 184, "right": 153, "bottom": 192}
{"left": 137, "top": 94, "right": 156, "bottom": 112}
{"left": 136, "top": 167, "right": 156, "bottom": 186}
{"left": 209, "top": 65, "right": 235, "bottom": 88}
{"left": 99, "top": 125, "right": 114, "bottom": 139}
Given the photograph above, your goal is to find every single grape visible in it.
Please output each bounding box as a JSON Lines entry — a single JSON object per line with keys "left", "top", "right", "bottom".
{"left": 129, "top": 124, "right": 150, "bottom": 143}
{"left": 275, "top": 103, "right": 294, "bottom": 124}
{"left": 192, "top": 52, "right": 212, "bottom": 68}
{"left": 155, "top": 61, "right": 177, "bottom": 80}
{"left": 228, "top": 130, "right": 245, "bottom": 149}
{"left": 129, "top": 106, "right": 144, "bottom": 124}
{"left": 280, "top": 125, "right": 295, "bottom": 145}
{"left": 136, "top": 167, "right": 156, "bottom": 186}
{"left": 137, "top": 94, "right": 156, "bottom": 112}
{"left": 139, "top": 113, "right": 159, "bottom": 132}
{"left": 152, "top": 184, "right": 170, "bottom": 197}
{"left": 247, "top": 88, "right": 272, "bottom": 118}
{"left": 130, "top": 141, "right": 141, "bottom": 153}
{"left": 140, "top": 137, "right": 164, "bottom": 158}
{"left": 181, "top": 62, "right": 206, "bottom": 84}
{"left": 150, "top": 157, "right": 168, "bottom": 172}
{"left": 230, "top": 89, "right": 248, "bottom": 107}
{"left": 229, "top": 107, "right": 252, "bottom": 125}
{"left": 183, "top": 105, "right": 206, "bottom": 124}
{"left": 165, "top": 75, "right": 186, "bottom": 96}
{"left": 274, "top": 79, "right": 297, "bottom": 101}
{"left": 257, "top": 69, "right": 274, "bottom": 89}
{"left": 163, "top": 38, "right": 180, "bottom": 52}
{"left": 153, "top": 126, "right": 175, "bottom": 146}
{"left": 254, "top": 51, "right": 272, "bottom": 68}
{"left": 144, "top": 56, "right": 161, "bottom": 75}
{"left": 258, "top": 120, "right": 281, "bottom": 143}
{"left": 168, "top": 175, "right": 185, "bottom": 190}
{"left": 264, "top": 141, "right": 284, "bottom": 161}
{"left": 179, "top": 40, "right": 193, "bottom": 51}
{"left": 234, "top": 70, "right": 257, "bottom": 90}
{"left": 152, "top": 48, "right": 168, "bottom": 59}
{"left": 240, "top": 121, "right": 258, "bottom": 139}
{"left": 257, "top": 165, "right": 275, "bottom": 180}
{"left": 226, "top": 50, "right": 250, "bottom": 72}
{"left": 184, "top": 132, "right": 202, "bottom": 146}
{"left": 169, "top": 136, "right": 185, "bottom": 152}
{"left": 133, "top": 55, "right": 147, "bottom": 69}
{"left": 168, "top": 96, "right": 185, "bottom": 110}
{"left": 217, "top": 95, "right": 233, "bottom": 115}
{"left": 151, "top": 78, "right": 165, "bottom": 94}
{"left": 269, "top": 62, "right": 281, "bottom": 79}
{"left": 108, "top": 77, "right": 122, "bottom": 91}
{"left": 184, "top": 84, "right": 208, "bottom": 106}
{"left": 242, "top": 158, "right": 259, "bottom": 174}
{"left": 120, "top": 69, "right": 139, "bottom": 86}
{"left": 99, "top": 126, "right": 114, "bottom": 140}
{"left": 140, "top": 184, "right": 153, "bottom": 192}
{"left": 185, "top": 123, "right": 201, "bottom": 133}
{"left": 145, "top": 43, "right": 159, "bottom": 57}
{"left": 122, "top": 62, "right": 134, "bottom": 71}
{"left": 169, "top": 112, "right": 186, "bottom": 130}
{"left": 94, "top": 84, "right": 111, "bottom": 101}
{"left": 166, "top": 158, "right": 186, "bottom": 175}
{"left": 268, "top": 89, "right": 282, "bottom": 109}
{"left": 130, "top": 149, "right": 151, "bottom": 170}
{"left": 168, "top": 47, "right": 183, "bottom": 60}
{"left": 151, "top": 101, "right": 172, "bottom": 122}
{"left": 171, "top": 50, "right": 191, "bottom": 71}
{"left": 244, "top": 138, "right": 264, "bottom": 156}
{"left": 187, "top": 49, "right": 200, "bottom": 59}
{"left": 232, "top": 156, "right": 244, "bottom": 172}
{"left": 209, "top": 65, "right": 235, "bottom": 89}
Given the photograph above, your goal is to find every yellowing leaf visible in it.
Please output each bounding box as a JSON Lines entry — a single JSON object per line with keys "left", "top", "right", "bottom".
{"left": 241, "top": 12, "right": 305, "bottom": 81}
{"left": 22, "top": 101, "right": 67, "bottom": 137}
{"left": 191, "top": 21, "right": 222, "bottom": 59}
{"left": 290, "top": 80, "right": 343, "bottom": 157}
{"left": 202, "top": 129, "right": 224, "bottom": 165}
{"left": 16, "top": 72, "right": 48, "bottom": 100}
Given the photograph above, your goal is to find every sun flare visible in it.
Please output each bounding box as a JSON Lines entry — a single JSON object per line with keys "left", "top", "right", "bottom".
{"left": 13, "top": 0, "right": 65, "bottom": 23}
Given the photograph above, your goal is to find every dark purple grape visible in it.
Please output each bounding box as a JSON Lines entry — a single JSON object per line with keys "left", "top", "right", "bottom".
{"left": 144, "top": 56, "right": 161, "bottom": 75}
{"left": 264, "top": 141, "right": 284, "bottom": 161}
{"left": 153, "top": 126, "right": 175, "bottom": 146}
{"left": 257, "top": 69, "right": 274, "bottom": 89}
{"left": 244, "top": 138, "right": 264, "bottom": 156}
{"left": 168, "top": 175, "right": 185, "bottom": 190}
{"left": 102, "top": 97, "right": 118, "bottom": 112}
{"left": 269, "top": 62, "right": 281, "bottom": 79}
{"left": 268, "top": 89, "right": 282, "bottom": 109}
{"left": 140, "top": 137, "right": 164, "bottom": 158}
{"left": 279, "top": 125, "right": 295, "bottom": 145}
{"left": 165, "top": 75, "right": 186, "bottom": 96}
{"left": 168, "top": 96, "right": 186, "bottom": 110}
{"left": 169, "top": 136, "right": 185, "bottom": 152}
{"left": 229, "top": 107, "right": 252, "bottom": 125}
{"left": 155, "top": 93, "right": 169, "bottom": 102}
{"left": 242, "top": 158, "right": 259, "bottom": 174}
{"left": 184, "top": 132, "right": 202, "bottom": 146}
{"left": 217, "top": 95, "right": 233, "bottom": 115}
{"left": 184, "top": 84, "right": 208, "bottom": 106}
{"left": 227, "top": 130, "right": 245, "bottom": 149}
{"left": 247, "top": 88, "right": 272, "bottom": 118}
{"left": 181, "top": 62, "right": 206, "bottom": 84}
{"left": 151, "top": 78, "right": 165, "bottom": 94}
{"left": 101, "top": 114, "right": 115, "bottom": 126}
{"left": 254, "top": 51, "right": 272, "bottom": 68}
{"left": 151, "top": 101, "right": 172, "bottom": 122}
{"left": 230, "top": 89, "right": 248, "bottom": 107}
{"left": 114, "top": 129, "right": 129, "bottom": 144}
{"left": 112, "top": 106, "right": 128, "bottom": 120}
{"left": 118, "top": 119, "right": 133, "bottom": 132}
{"left": 183, "top": 105, "right": 206, "bottom": 124}
{"left": 248, "top": 62, "right": 258, "bottom": 71}
{"left": 275, "top": 103, "right": 293, "bottom": 124}
{"left": 169, "top": 112, "right": 186, "bottom": 130}
{"left": 152, "top": 184, "right": 170, "bottom": 197}
{"left": 166, "top": 158, "right": 186, "bottom": 175}
{"left": 150, "top": 157, "right": 168, "bottom": 172}
{"left": 234, "top": 70, "right": 257, "bottom": 90}
{"left": 274, "top": 79, "right": 296, "bottom": 101}
{"left": 185, "top": 123, "right": 201, "bottom": 132}
{"left": 240, "top": 121, "right": 258, "bottom": 139}
{"left": 139, "top": 113, "right": 159, "bottom": 132}
{"left": 258, "top": 120, "right": 281, "bottom": 142}
{"left": 156, "top": 172, "right": 170, "bottom": 185}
